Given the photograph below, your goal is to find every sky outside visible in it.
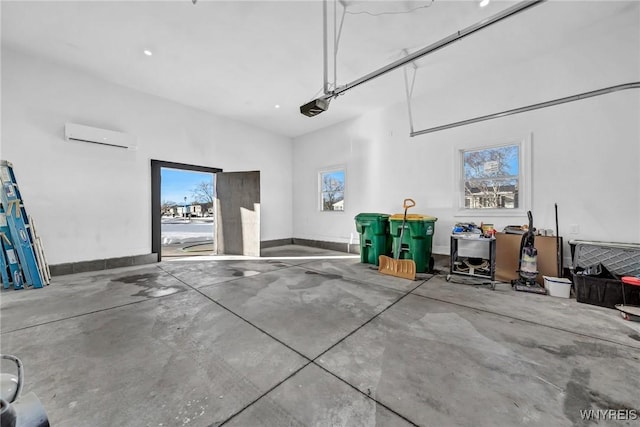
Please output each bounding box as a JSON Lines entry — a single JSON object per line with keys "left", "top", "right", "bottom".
{"left": 161, "top": 168, "right": 213, "bottom": 205}
{"left": 322, "top": 170, "right": 345, "bottom": 189}
{"left": 322, "top": 170, "right": 345, "bottom": 200}
{"left": 463, "top": 145, "right": 519, "bottom": 177}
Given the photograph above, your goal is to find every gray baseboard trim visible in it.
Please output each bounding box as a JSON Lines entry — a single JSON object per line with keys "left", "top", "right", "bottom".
{"left": 292, "top": 238, "right": 360, "bottom": 254}
{"left": 50, "top": 253, "right": 159, "bottom": 276}
{"left": 260, "top": 238, "right": 294, "bottom": 249}
{"left": 431, "top": 253, "right": 451, "bottom": 269}
{"left": 260, "top": 238, "right": 360, "bottom": 254}
{"left": 47, "top": 246, "right": 448, "bottom": 276}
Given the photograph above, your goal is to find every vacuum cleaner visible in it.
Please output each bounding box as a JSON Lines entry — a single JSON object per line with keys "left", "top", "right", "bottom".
{"left": 0, "top": 355, "right": 49, "bottom": 427}
{"left": 511, "top": 211, "right": 547, "bottom": 294}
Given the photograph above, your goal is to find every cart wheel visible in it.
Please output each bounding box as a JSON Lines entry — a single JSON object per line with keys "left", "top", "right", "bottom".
{"left": 446, "top": 274, "right": 451, "bottom": 282}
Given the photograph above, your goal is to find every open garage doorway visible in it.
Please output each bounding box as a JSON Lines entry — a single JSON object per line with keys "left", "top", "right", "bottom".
{"left": 151, "top": 160, "right": 261, "bottom": 261}
{"left": 160, "top": 167, "right": 216, "bottom": 258}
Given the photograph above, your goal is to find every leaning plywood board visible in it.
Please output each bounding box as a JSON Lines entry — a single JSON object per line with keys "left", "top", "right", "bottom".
{"left": 495, "top": 232, "right": 562, "bottom": 286}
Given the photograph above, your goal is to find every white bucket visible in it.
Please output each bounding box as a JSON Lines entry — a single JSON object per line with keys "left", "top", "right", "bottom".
{"left": 543, "top": 276, "right": 572, "bottom": 298}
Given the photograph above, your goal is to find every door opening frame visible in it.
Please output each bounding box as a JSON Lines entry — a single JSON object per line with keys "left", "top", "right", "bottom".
{"left": 151, "top": 160, "right": 222, "bottom": 260}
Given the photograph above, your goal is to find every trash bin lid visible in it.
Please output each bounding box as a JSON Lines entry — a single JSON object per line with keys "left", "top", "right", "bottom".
{"left": 622, "top": 276, "right": 640, "bottom": 287}
{"left": 355, "top": 213, "right": 390, "bottom": 220}
{"left": 390, "top": 214, "right": 438, "bottom": 222}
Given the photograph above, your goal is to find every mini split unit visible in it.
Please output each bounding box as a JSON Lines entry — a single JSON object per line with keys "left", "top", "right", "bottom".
{"left": 64, "top": 123, "right": 138, "bottom": 151}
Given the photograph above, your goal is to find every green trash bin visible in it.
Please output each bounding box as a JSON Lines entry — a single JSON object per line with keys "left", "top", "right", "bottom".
{"left": 389, "top": 214, "right": 438, "bottom": 273}
{"left": 354, "top": 213, "right": 392, "bottom": 266}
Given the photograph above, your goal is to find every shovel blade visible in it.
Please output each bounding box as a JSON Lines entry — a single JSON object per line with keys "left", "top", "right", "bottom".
{"left": 378, "top": 255, "right": 416, "bottom": 281}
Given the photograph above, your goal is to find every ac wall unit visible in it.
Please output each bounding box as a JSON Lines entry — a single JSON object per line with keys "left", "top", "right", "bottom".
{"left": 64, "top": 123, "right": 138, "bottom": 151}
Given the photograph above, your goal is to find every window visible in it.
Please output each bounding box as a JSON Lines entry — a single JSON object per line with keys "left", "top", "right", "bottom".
{"left": 319, "top": 169, "right": 345, "bottom": 211}
{"left": 456, "top": 136, "right": 531, "bottom": 216}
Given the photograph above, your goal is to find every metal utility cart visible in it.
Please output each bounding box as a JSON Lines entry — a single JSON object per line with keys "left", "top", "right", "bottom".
{"left": 446, "top": 234, "right": 497, "bottom": 290}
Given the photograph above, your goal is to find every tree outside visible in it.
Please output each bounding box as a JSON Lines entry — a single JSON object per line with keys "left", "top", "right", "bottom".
{"left": 189, "top": 180, "right": 214, "bottom": 216}
{"left": 463, "top": 145, "right": 519, "bottom": 209}
{"left": 321, "top": 170, "right": 345, "bottom": 211}
{"left": 161, "top": 199, "right": 177, "bottom": 215}
{"left": 191, "top": 181, "right": 214, "bottom": 205}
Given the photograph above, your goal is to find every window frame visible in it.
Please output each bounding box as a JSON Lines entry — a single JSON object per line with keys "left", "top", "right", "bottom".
{"left": 318, "top": 166, "right": 346, "bottom": 212}
{"left": 454, "top": 134, "right": 532, "bottom": 217}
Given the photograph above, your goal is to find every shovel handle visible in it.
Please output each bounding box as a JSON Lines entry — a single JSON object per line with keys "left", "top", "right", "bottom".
{"left": 396, "top": 199, "right": 415, "bottom": 259}
{"left": 403, "top": 199, "right": 416, "bottom": 210}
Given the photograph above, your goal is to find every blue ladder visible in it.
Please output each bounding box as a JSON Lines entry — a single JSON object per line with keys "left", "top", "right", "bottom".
{"left": 0, "top": 227, "right": 10, "bottom": 286}
{"left": 0, "top": 161, "right": 44, "bottom": 288}
{"left": 0, "top": 205, "right": 25, "bottom": 289}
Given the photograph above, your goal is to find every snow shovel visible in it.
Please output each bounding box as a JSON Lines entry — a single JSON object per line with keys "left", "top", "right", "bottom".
{"left": 379, "top": 198, "right": 416, "bottom": 280}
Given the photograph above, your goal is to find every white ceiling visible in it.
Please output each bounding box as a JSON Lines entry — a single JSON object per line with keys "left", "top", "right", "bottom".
{"left": 1, "top": 0, "right": 636, "bottom": 138}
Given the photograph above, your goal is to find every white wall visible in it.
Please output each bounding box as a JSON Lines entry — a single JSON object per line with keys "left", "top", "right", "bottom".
{"left": 292, "top": 2, "right": 640, "bottom": 264}
{"left": 1, "top": 48, "right": 293, "bottom": 264}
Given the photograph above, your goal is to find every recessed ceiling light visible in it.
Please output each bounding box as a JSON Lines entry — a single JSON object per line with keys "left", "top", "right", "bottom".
{"left": 479, "top": 0, "right": 490, "bottom": 7}
{"left": 143, "top": 49, "right": 153, "bottom": 56}
{"left": 274, "top": 104, "right": 280, "bottom": 109}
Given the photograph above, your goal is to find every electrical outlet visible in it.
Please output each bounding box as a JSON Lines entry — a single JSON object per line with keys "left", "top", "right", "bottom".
{"left": 569, "top": 224, "right": 580, "bottom": 234}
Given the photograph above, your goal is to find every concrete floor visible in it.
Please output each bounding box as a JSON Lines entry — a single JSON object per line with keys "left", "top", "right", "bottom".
{"left": 1, "top": 245, "right": 639, "bottom": 427}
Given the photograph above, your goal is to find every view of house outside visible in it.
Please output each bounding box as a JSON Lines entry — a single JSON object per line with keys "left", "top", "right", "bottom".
{"left": 160, "top": 168, "right": 215, "bottom": 256}
{"left": 462, "top": 144, "right": 519, "bottom": 209}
